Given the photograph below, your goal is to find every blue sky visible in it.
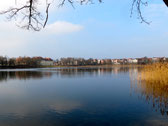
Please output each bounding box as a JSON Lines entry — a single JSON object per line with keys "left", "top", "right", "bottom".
{"left": 0, "top": 0, "right": 168, "bottom": 59}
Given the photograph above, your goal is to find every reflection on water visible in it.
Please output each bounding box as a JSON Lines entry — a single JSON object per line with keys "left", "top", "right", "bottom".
{"left": 0, "top": 67, "right": 134, "bottom": 81}
{"left": 130, "top": 68, "right": 168, "bottom": 117}
{"left": 0, "top": 71, "right": 45, "bottom": 82}
{"left": 0, "top": 67, "right": 167, "bottom": 126}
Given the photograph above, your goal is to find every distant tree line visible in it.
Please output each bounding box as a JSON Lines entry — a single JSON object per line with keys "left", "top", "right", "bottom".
{"left": 0, "top": 56, "right": 43, "bottom": 68}
{"left": 0, "top": 56, "right": 168, "bottom": 68}
{"left": 55, "top": 57, "right": 168, "bottom": 66}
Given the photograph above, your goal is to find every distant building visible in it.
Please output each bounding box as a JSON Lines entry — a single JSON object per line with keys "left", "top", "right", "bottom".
{"left": 104, "top": 59, "right": 112, "bottom": 65}
{"left": 137, "top": 57, "right": 149, "bottom": 64}
{"left": 128, "top": 58, "right": 138, "bottom": 64}
{"left": 152, "top": 57, "right": 160, "bottom": 63}
{"left": 98, "top": 60, "right": 101, "bottom": 64}
{"left": 112, "top": 59, "right": 120, "bottom": 65}
{"left": 73, "top": 60, "right": 78, "bottom": 66}
{"left": 123, "top": 59, "right": 128, "bottom": 64}
{"left": 40, "top": 58, "right": 54, "bottom": 66}
{"left": 100, "top": 59, "right": 105, "bottom": 65}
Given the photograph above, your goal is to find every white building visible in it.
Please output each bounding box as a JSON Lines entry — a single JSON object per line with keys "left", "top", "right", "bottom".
{"left": 98, "top": 60, "right": 101, "bottom": 64}
{"left": 40, "top": 60, "right": 54, "bottom": 66}
{"left": 112, "top": 59, "right": 120, "bottom": 65}
{"left": 132, "top": 59, "right": 138, "bottom": 64}
{"left": 128, "top": 59, "right": 138, "bottom": 64}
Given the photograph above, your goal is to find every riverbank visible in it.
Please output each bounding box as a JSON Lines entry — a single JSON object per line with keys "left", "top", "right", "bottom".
{"left": 0, "top": 64, "right": 144, "bottom": 69}
{"left": 0, "top": 66, "right": 39, "bottom": 69}
{"left": 40, "top": 64, "right": 143, "bottom": 68}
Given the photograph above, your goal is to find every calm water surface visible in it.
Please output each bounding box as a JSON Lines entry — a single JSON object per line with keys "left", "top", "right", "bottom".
{"left": 0, "top": 67, "right": 167, "bottom": 126}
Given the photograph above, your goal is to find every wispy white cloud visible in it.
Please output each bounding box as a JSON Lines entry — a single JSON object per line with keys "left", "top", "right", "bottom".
{"left": 44, "top": 21, "right": 83, "bottom": 34}
{"left": 0, "top": 21, "right": 26, "bottom": 56}
{"left": 0, "top": 20, "right": 83, "bottom": 57}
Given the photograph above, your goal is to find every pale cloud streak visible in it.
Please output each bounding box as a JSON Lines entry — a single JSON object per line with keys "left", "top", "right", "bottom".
{"left": 44, "top": 21, "right": 83, "bottom": 34}
{"left": 0, "top": 20, "right": 83, "bottom": 57}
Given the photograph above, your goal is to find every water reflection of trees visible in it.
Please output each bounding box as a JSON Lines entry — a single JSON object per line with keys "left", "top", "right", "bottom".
{"left": 53, "top": 67, "right": 133, "bottom": 77}
{"left": 0, "top": 67, "right": 135, "bottom": 82}
{"left": 130, "top": 69, "right": 168, "bottom": 116}
{"left": 0, "top": 71, "right": 51, "bottom": 82}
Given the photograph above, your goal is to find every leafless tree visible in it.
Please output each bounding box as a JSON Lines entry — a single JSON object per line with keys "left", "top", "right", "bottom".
{"left": 0, "top": 0, "right": 52, "bottom": 31}
{"left": 0, "top": 0, "right": 167, "bottom": 31}
{"left": 131, "top": 0, "right": 168, "bottom": 24}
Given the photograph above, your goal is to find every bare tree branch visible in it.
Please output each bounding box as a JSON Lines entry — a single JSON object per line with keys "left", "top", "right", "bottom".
{"left": 131, "top": 0, "right": 150, "bottom": 24}
{"left": 43, "top": 3, "right": 51, "bottom": 28}
{"left": 0, "top": 0, "right": 167, "bottom": 31}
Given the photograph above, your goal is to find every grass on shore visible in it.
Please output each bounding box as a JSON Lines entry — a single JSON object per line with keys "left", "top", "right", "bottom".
{"left": 135, "top": 63, "right": 168, "bottom": 115}
{"left": 139, "top": 63, "right": 168, "bottom": 85}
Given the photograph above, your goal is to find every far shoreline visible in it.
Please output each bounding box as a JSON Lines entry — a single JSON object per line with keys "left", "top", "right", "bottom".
{"left": 0, "top": 64, "right": 144, "bottom": 69}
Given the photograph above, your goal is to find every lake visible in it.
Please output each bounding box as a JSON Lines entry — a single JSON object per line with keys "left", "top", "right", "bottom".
{"left": 0, "top": 67, "right": 167, "bottom": 126}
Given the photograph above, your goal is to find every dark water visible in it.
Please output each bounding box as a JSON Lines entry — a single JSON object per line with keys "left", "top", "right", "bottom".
{"left": 0, "top": 67, "right": 167, "bottom": 126}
